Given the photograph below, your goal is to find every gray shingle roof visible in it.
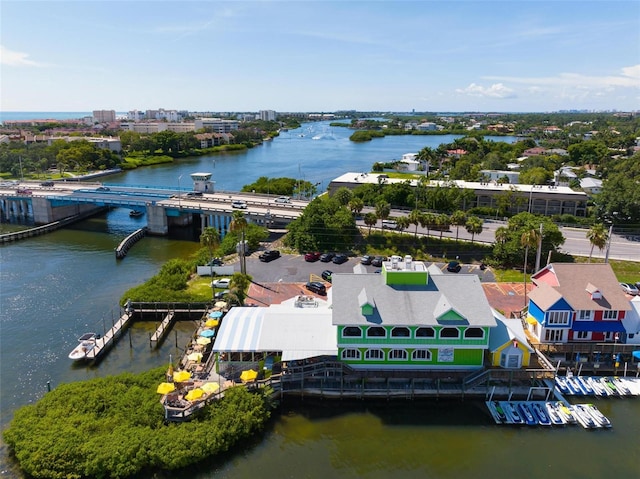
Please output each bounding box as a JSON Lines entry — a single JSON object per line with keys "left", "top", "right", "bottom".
{"left": 331, "top": 272, "right": 496, "bottom": 327}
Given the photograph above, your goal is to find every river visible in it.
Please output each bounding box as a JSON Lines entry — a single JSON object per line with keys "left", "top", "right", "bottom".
{"left": 1, "top": 122, "right": 638, "bottom": 478}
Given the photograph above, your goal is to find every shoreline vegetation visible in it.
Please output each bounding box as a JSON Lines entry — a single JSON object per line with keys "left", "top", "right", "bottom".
{"left": 2, "top": 367, "right": 273, "bottom": 479}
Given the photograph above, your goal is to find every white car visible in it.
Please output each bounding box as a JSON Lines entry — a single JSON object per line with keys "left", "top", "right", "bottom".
{"left": 620, "top": 282, "right": 639, "bottom": 295}
{"left": 231, "top": 200, "right": 247, "bottom": 209}
{"left": 274, "top": 196, "right": 291, "bottom": 203}
{"left": 211, "top": 278, "right": 231, "bottom": 289}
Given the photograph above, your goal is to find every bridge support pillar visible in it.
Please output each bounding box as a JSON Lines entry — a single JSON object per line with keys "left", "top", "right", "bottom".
{"left": 147, "top": 204, "right": 169, "bottom": 235}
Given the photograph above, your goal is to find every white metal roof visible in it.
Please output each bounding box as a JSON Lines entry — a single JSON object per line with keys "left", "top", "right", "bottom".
{"left": 212, "top": 300, "right": 338, "bottom": 361}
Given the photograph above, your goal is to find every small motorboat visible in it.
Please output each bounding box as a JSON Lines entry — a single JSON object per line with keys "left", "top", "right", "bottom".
{"left": 503, "top": 402, "right": 524, "bottom": 424}
{"left": 545, "top": 402, "right": 566, "bottom": 426}
{"left": 68, "top": 333, "right": 98, "bottom": 360}
{"left": 518, "top": 403, "right": 538, "bottom": 426}
{"left": 531, "top": 403, "right": 552, "bottom": 426}
{"left": 129, "top": 210, "right": 144, "bottom": 218}
{"left": 557, "top": 402, "right": 577, "bottom": 424}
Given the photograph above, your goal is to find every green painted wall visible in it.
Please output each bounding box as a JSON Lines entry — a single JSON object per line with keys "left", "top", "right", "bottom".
{"left": 338, "top": 347, "right": 485, "bottom": 367}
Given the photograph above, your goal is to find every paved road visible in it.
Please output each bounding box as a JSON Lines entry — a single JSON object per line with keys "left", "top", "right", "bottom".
{"left": 356, "top": 212, "right": 639, "bottom": 262}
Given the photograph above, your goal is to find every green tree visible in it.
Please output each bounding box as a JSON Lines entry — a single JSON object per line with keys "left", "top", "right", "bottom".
{"left": 408, "top": 209, "right": 422, "bottom": 238}
{"left": 586, "top": 223, "right": 609, "bottom": 263}
{"left": 396, "top": 215, "right": 410, "bottom": 234}
{"left": 465, "top": 216, "right": 483, "bottom": 243}
{"left": 200, "top": 227, "right": 220, "bottom": 262}
{"left": 364, "top": 212, "right": 378, "bottom": 235}
{"left": 334, "top": 187, "right": 354, "bottom": 206}
{"left": 375, "top": 200, "right": 391, "bottom": 226}
{"left": 450, "top": 210, "right": 467, "bottom": 242}
{"left": 348, "top": 197, "right": 364, "bottom": 216}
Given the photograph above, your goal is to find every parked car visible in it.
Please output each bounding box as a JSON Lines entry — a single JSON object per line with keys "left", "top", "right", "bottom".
{"left": 186, "top": 191, "right": 203, "bottom": 197}
{"left": 259, "top": 250, "right": 281, "bottom": 262}
{"left": 360, "top": 255, "right": 373, "bottom": 265}
{"left": 332, "top": 253, "right": 348, "bottom": 264}
{"left": 371, "top": 256, "right": 386, "bottom": 267}
{"left": 274, "top": 196, "right": 291, "bottom": 203}
{"left": 231, "top": 200, "right": 247, "bottom": 209}
{"left": 304, "top": 252, "right": 321, "bottom": 262}
{"left": 211, "top": 278, "right": 231, "bottom": 289}
{"left": 447, "top": 261, "right": 462, "bottom": 273}
{"left": 214, "top": 289, "right": 229, "bottom": 300}
{"left": 15, "top": 188, "right": 32, "bottom": 195}
{"left": 321, "top": 270, "right": 333, "bottom": 282}
{"left": 620, "top": 282, "right": 639, "bottom": 296}
{"left": 305, "top": 281, "right": 327, "bottom": 296}
{"left": 96, "top": 186, "right": 110, "bottom": 191}
{"left": 40, "top": 181, "right": 54, "bottom": 187}
{"left": 319, "top": 252, "right": 335, "bottom": 262}
{"left": 207, "top": 258, "right": 223, "bottom": 266}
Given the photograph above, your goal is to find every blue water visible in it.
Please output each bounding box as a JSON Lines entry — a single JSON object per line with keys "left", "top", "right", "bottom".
{"left": 0, "top": 111, "right": 127, "bottom": 123}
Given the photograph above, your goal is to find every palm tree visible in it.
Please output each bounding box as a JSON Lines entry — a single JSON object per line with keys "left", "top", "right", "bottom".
{"left": 586, "top": 223, "right": 609, "bottom": 263}
{"left": 465, "top": 216, "right": 483, "bottom": 243}
{"left": 408, "top": 209, "right": 422, "bottom": 238}
{"left": 364, "top": 212, "right": 378, "bottom": 235}
{"left": 348, "top": 197, "right": 364, "bottom": 216}
{"left": 229, "top": 211, "right": 248, "bottom": 274}
{"left": 494, "top": 226, "right": 509, "bottom": 245}
{"left": 450, "top": 210, "right": 467, "bottom": 242}
{"left": 396, "top": 215, "right": 410, "bottom": 235}
{"left": 437, "top": 214, "right": 450, "bottom": 240}
{"left": 200, "top": 227, "right": 220, "bottom": 263}
{"left": 375, "top": 200, "right": 391, "bottom": 231}
{"left": 521, "top": 228, "right": 541, "bottom": 307}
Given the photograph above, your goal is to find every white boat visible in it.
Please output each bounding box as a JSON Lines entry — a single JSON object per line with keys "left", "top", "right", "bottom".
{"left": 545, "top": 402, "right": 566, "bottom": 426}
{"left": 556, "top": 402, "right": 577, "bottom": 424}
{"left": 573, "top": 404, "right": 598, "bottom": 429}
{"left": 531, "top": 403, "right": 552, "bottom": 426}
{"left": 68, "top": 333, "right": 98, "bottom": 360}
{"left": 502, "top": 402, "right": 524, "bottom": 425}
{"left": 587, "top": 376, "right": 607, "bottom": 397}
{"left": 584, "top": 403, "right": 612, "bottom": 428}
{"left": 612, "top": 377, "right": 632, "bottom": 395}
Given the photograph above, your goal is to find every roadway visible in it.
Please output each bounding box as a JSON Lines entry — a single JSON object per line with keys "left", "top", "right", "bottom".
{"left": 357, "top": 208, "right": 640, "bottom": 263}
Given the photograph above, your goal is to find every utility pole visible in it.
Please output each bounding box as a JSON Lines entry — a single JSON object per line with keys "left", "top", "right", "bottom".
{"left": 604, "top": 223, "right": 614, "bottom": 263}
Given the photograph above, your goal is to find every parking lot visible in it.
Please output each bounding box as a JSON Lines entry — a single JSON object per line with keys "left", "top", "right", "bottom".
{"left": 237, "top": 253, "right": 496, "bottom": 284}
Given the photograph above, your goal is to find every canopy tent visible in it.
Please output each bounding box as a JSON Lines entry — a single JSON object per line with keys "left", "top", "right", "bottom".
{"left": 184, "top": 388, "right": 205, "bottom": 401}
{"left": 173, "top": 370, "right": 191, "bottom": 383}
{"left": 632, "top": 351, "right": 640, "bottom": 361}
{"left": 240, "top": 369, "right": 258, "bottom": 382}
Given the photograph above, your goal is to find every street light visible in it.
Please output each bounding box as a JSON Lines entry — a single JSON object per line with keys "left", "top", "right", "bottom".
{"left": 178, "top": 174, "right": 183, "bottom": 209}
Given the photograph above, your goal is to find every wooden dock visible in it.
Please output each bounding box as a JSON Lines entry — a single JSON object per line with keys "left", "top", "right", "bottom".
{"left": 150, "top": 311, "right": 175, "bottom": 346}
{"left": 85, "top": 311, "right": 134, "bottom": 360}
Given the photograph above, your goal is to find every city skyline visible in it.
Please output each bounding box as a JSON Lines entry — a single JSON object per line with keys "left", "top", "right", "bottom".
{"left": 1, "top": 1, "right": 639, "bottom": 113}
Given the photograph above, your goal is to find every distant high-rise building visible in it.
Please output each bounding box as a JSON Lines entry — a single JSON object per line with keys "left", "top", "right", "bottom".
{"left": 92, "top": 110, "right": 116, "bottom": 123}
{"left": 259, "top": 110, "right": 276, "bottom": 121}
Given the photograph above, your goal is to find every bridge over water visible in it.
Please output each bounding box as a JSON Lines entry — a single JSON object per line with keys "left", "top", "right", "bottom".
{"left": 0, "top": 181, "right": 308, "bottom": 235}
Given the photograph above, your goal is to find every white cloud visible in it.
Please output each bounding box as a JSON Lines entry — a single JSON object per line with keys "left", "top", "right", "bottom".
{"left": 456, "top": 83, "right": 516, "bottom": 99}
{"left": 0, "top": 45, "right": 45, "bottom": 67}
{"left": 484, "top": 64, "right": 640, "bottom": 89}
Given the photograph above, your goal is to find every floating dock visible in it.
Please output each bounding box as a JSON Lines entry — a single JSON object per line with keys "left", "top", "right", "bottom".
{"left": 115, "top": 227, "right": 146, "bottom": 259}
{"left": 150, "top": 311, "right": 176, "bottom": 346}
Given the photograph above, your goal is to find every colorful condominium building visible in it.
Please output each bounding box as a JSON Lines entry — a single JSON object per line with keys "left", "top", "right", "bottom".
{"left": 526, "top": 263, "right": 630, "bottom": 344}
{"left": 331, "top": 256, "right": 496, "bottom": 370}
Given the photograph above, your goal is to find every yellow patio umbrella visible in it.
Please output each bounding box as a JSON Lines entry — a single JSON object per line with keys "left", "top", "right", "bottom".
{"left": 201, "top": 382, "right": 220, "bottom": 394}
{"left": 173, "top": 370, "right": 191, "bottom": 383}
{"left": 240, "top": 369, "right": 258, "bottom": 383}
{"left": 205, "top": 319, "right": 219, "bottom": 328}
{"left": 156, "top": 382, "right": 176, "bottom": 395}
{"left": 187, "top": 352, "right": 203, "bottom": 362}
{"left": 196, "top": 337, "right": 211, "bottom": 346}
{"left": 184, "top": 388, "right": 205, "bottom": 401}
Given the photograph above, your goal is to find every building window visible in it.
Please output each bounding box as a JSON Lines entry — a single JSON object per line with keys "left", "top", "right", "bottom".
{"left": 577, "top": 310, "right": 592, "bottom": 321}
{"left": 546, "top": 311, "right": 570, "bottom": 326}
{"left": 603, "top": 310, "right": 618, "bottom": 320}
{"left": 341, "top": 349, "right": 361, "bottom": 360}
{"left": 343, "top": 326, "right": 362, "bottom": 337}
{"left": 575, "top": 331, "right": 591, "bottom": 340}
{"left": 440, "top": 327, "right": 460, "bottom": 339}
{"left": 367, "top": 326, "right": 386, "bottom": 338}
{"left": 544, "top": 329, "right": 564, "bottom": 342}
{"left": 412, "top": 349, "right": 431, "bottom": 361}
{"left": 464, "top": 327, "right": 484, "bottom": 339}
{"left": 416, "top": 327, "right": 435, "bottom": 338}
{"left": 391, "top": 327, "right": 410, "bottom": 337}
{"left": 365, "top": 349, "right": 384, "bottom": 360}
{"left": 389, "top": 349, "right": 407, "bottom": 360}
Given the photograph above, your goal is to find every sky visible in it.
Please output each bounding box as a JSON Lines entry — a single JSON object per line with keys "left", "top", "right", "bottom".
{"left": 1, "top": 0, "right": 639, "bottom": 113}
